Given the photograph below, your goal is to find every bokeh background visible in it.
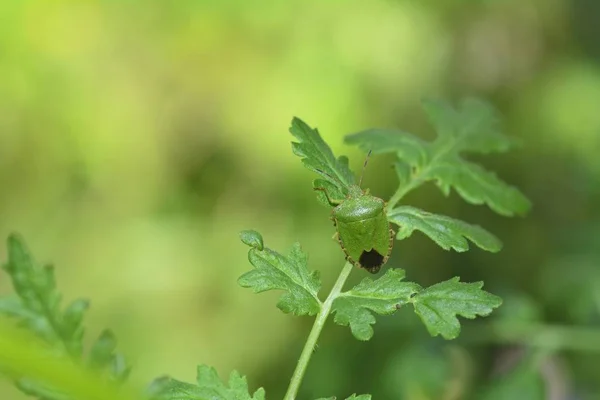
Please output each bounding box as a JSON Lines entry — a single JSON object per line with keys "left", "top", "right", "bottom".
{"left": 1, "top": 0, "right": 599, "bottom": 399}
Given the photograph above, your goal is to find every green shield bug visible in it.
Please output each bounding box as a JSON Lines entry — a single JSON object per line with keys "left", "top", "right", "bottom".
{"left": 315, "top": 152, "right": 394, "bottom": 274}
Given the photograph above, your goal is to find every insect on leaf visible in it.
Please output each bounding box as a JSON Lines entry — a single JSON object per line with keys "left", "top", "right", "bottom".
{"left": 411, "top": 277, "right": 502, "bottom": 339}
{"left": 239, "top": 230, "right": 322, "bottom": 316}
{"left": 331, "top": 269, "right": 421, "bottom": 340}
{"left": 388, "top": 206, "right": 502, "bottom": 252}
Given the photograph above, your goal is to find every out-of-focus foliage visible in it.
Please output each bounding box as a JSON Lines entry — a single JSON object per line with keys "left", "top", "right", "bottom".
{"left": 149, "top": 365, "right": 265, "bottom": 400}
{"left": 346, "top": 98, "right": 531, "bottom": 216}
{"left": 1, "top": 0, "right": 599, "bottom": 399}
{"left": 1, "top": 103, "right": 513, "bottom": 399}
{"left": 316, "top": 395, "right": 371, "bottom": 400}
{"left": 0, "top": 234, "right": 130, "bottom": 399}
{"left": 0, "top": 320, "right": 136, "bottom": 400}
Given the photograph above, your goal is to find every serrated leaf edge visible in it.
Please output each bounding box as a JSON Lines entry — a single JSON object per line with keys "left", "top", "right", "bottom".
{"left": 387, "top": 205, "right": 503, "bottom": 253}
{"left": 408, "top": 277, "right": 502, "bottom": 339}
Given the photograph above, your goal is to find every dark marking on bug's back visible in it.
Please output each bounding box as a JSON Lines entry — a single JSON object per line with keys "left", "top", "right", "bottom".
{"left": 359, "top": 249, "right": 384, "bottom": 274}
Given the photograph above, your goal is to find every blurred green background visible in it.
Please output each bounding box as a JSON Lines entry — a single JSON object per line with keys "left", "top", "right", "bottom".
{"left": 1, "top": 0, "right": 599, "bottom": 399}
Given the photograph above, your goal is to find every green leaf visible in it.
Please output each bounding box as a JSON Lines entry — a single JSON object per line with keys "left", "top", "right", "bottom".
{"left": 239, "top": 230, "right": 263, "bottom": 251}
{"left": 89, "top": 330, "right": 118, "bottom": 370}
{"left": 239, "top": 232, "right": 322, "bottom": 316}
{"left": 290, "top": 117, "right": 355, "bottom": 204}
{"left": 345, "top": 98, "right": 531, "bottom": 216}
{"left": 88, "top": 329, "right": 131, "bottom": 382}
{"left": 0, "top": 321, "right": 135, "bottom": 400}
{"left": 315, "top": 395, "right": 371, "bottom": 400}
{"left": 411, "top": 277, "right": 502, "bottom": 339}
{"left": 14, "top": 379, "right": 71, "bottom": 400}
{"left": 331, "top": 269, "right": 420, "bottom": 340}
{"left": 0, "top": 233, "right": 130, "bottom": 397}
{"left": 1, "top": 234, "right": 81, "bottom": 354}
{"left": 388, "top": 206, "right": 502, "bottom": 252}
{"left": 422, "top": 98, "right": 515, "bottom": 151}
{"left": 149, "top": 365, "right": 265, "bottom": 400}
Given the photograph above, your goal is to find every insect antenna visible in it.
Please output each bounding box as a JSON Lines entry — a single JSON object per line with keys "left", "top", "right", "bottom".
{"left": 358, "top": 150, "right": 372, "bottom": 188}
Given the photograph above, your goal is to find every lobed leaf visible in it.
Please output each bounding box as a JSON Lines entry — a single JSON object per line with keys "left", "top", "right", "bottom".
{"left": 290, "top": 117, "right": 355, "bottom": 204}
{"left": 388, "top": 206, "right": 502, "bottom": 252}
{"left": 0, "top": 321, "right": 135, "bottom": 400}
{"left": 344, "top": 129, "right": 428, "bottom": 166}
{"left": 149, "top": 365, "right": 265, "bottom": 400}
{"left": 2, "top": 234, "right": 80, "bottom": 354}
{"left": 239, "top": 230, "right": 263, "bottom": 251}
{"left": 331, "top": 269, "right": 420, "bottom": 341}
{"left": 344, "top": 98, "right": 531, "bottom": 216}
{"left": 14, "top": 379, "right": 71, "bottom": 400}
{"left": 429, "top": 158, "right": 531, "bottom": 217}
{"left": 315, "top": 395, "right": 371, "bottom": 400}
{"left": 411, "top": 277, "right": 502, "bottom": 339}
{"left": 88, "top": 330, "right": 131, "bottom": 382}
{"left": 421, "top": 98, "right": 516, "bottom": 152}
{"left": 239, "top": 230, "right": 322, "bottom": 316}
{"left": 0, "top": 233, "right": 130, "bottom": 398}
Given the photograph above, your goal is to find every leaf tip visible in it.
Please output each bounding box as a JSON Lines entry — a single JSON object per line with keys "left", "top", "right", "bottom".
{"left": 518, "top": 196, "right": 533, "bottom": 216}
{"left": 485, "top": 233, "right": 504, "bottom": 253}
{"left": 355, "top": 331, "right": 374, "bottom": 341}
{"left": 289, "top": 116, "right": 310, "bottom": 135}
{"left": 4, "top": 232, "right": 34, "bottom": 272}
{"left": 7, "top": 232, "right": 25, "bottom": 245}
{"left": 6, "top": 232, "right": 29, "bottom": 255}
{"left": 240, "top": 230, "right": 264, "bottom": 251}
{"left": 489, "top": 292, "right": 503, "bottom": 309}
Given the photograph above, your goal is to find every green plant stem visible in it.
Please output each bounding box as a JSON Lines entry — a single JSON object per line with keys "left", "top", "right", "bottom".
{"left": 283, "top": 261, "right": 354, "bottom": 400}
{"left": 387, "top": 140, "right": 457, "bottom": 209}
{"left": 388, "top": 175, "right": 423, "bottom": 209}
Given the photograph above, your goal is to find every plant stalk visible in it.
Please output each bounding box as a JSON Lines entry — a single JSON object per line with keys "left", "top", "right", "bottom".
{"left": 283, "top": 261, "right": 354, "bottom": 400}
{"left": 388, "top": 176, "right": 422, "bottom": 209}
{"left": 387, "top": 141, "right": 457, "bottom": 209}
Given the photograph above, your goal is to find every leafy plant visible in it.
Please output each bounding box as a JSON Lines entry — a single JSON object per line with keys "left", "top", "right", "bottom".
{"left": 0, "top": 234, "right": 130, "bottom": 400}
{"left": 0, "top": 98, "right": 530, "bottom": 399}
